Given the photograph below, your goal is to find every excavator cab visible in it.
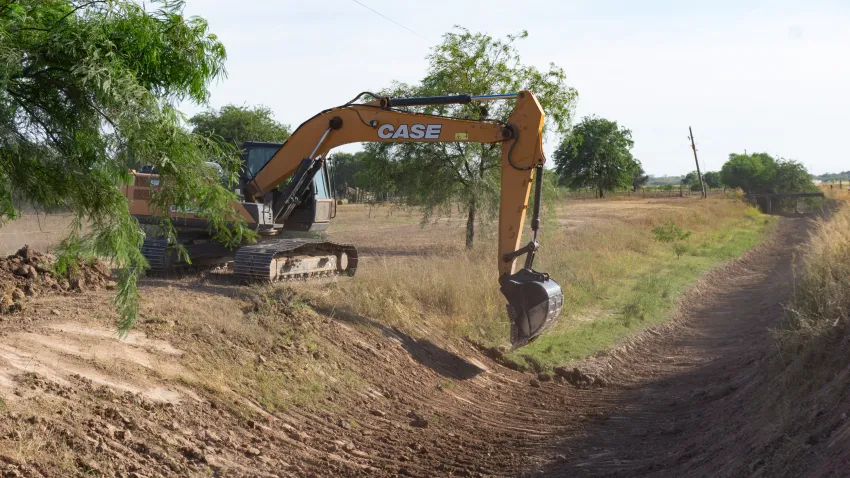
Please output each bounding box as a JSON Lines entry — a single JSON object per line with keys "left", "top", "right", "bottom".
{"left": 282, "top": 160, "right": 335, "bottom": 232}
{"left": 240, "top": 142, "right": 335, "bottom": 232}
{"left": 241, "top": 141, "right": 282, "bottom": 187}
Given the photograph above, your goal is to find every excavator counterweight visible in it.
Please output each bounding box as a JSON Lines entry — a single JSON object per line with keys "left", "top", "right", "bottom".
{"left": 123, "top": 90, "right": 563, "bottom": 348}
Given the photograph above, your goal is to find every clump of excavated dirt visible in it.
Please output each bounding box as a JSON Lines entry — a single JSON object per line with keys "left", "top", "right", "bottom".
{"left": 0, "top": 245, "right": 113, "bottom": 314}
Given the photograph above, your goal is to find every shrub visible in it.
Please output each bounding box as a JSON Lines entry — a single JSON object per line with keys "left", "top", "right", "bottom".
{"left": 651, "top": 222, "right": 692, "bottom": 259}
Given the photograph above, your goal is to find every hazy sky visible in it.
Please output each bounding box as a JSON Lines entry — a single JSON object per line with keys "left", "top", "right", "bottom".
{"left": 179, "top": 0, "right": 850, "bottom": 175}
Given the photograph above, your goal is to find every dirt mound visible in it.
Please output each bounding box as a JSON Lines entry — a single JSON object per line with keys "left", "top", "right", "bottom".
{"left": 0, "top": 245, "right": 113, "bottom": 314}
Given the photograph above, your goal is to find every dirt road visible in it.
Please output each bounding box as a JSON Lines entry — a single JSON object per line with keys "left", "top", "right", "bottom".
{"left": 538, "top": 216, "right": 819, "bottom": 477}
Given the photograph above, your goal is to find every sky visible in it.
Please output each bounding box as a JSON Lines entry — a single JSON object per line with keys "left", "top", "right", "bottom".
{"left": 178, "top": 0, "right": 850, "bottom": 176}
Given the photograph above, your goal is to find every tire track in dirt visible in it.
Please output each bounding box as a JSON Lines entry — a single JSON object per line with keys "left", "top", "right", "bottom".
{"left": 537, "top": 217, "right": 813, "bottom": 477}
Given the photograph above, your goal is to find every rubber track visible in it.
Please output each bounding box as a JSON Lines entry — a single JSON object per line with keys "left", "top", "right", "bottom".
{"left": 233, "top": 238, "right": 358, "bottom": 281}
{"left": 140, "top": 238, "right": 172, "bottom": 275}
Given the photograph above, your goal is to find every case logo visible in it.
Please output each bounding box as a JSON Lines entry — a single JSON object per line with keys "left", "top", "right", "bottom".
{"left": 377, "top": 124, "right": 442, "bottom": 140}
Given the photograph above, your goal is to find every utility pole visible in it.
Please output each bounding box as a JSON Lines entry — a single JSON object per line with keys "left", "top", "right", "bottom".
{"left": 688, "top": 126, "right": 706, "bottom": 199}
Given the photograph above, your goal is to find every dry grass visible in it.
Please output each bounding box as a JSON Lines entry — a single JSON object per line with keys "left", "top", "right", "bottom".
{"left": 0, "top": 400, "right": 78, "bottom": 471}
{"left": 306, "top": 198, "right": 774, "bottom": 368}
{"left": 778, "top": 199, "right": 850, "bottom": 375}
{"left": 137, "top": 285, "right": 362, "bottom": 414}
{"left": 786, "top": 203, "right": 850, "bottom": 333}
{"left": 822, "top": 184, "right": 850, "bottom": 202}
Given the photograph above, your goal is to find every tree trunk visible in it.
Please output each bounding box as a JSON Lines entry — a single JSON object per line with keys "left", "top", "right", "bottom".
{"left": 598, "top": 186, "right": 604, "bottom": 199}
{"left": 465, "top": 198, "right": 476, "bottom": 249}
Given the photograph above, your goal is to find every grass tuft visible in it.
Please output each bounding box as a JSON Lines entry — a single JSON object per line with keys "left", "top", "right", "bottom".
{"left": 778, "top": 200, "right": 850, "bottom": 361}
{"left": 138, "top": 283, "right": 363, "bottom": 415}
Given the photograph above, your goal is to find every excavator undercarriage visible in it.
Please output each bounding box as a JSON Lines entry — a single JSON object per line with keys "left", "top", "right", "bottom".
{"left": 232, "top": 239, "right": 357, "bottom": 281}
{"left": 139, "top": 236, "right": 358, "bottom": 282}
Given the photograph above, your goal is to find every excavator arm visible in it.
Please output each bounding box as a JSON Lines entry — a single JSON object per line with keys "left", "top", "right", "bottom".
{"left": 246, "top": 91, "right": 563, "bottom": 347}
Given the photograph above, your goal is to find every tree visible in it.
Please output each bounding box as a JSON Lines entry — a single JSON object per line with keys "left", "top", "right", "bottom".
{"left": 720, "top": 153, "right": 776, "bottom": 193}
{"left": 554, "top": 116, "right": 637, "bottom": 198}
{"left": 815, "top": 171, "right": 850, "bottom": 181}
{"left": 0, "top": 1, "right": 251, "bottom": 331}
{"left": 651, "top": 222, "right": 692, "bottom": 259}
{"left": 774, "top": 160, "right": 817, "bottom": 192}
{"left": 681, "top": 171, "right": 699, "bottom": 187}
{"left": 680, "top": 171, "right": 703, "bottom": 192}
{"left": 703, "top": 171, "right": 723, "bottom": 189}
{"left": 720, "top": 152, "right": 814, "bottom": 193}
{"left": 364, "top": 28, "right": 577, "bottom": 248}
{"left": 648, "top": 175, "right": 684, "bottom": 186}
{"left": 632, "top": 161, "right": 649, "bottom": 191}
{"left": 328, "top": 151, "right": 371, "bottom": 197}
{"left": 189, "top": 104, "right": 290, "bottom": 146}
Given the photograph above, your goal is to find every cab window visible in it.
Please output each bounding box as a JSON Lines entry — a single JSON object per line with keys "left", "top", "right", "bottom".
{"left": 244, "top": 144, "right": 282, "bottom": 178}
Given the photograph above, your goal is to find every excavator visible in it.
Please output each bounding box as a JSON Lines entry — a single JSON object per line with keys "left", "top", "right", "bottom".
{"left": 124, "top": 90, "right": 563, "bottom": 348}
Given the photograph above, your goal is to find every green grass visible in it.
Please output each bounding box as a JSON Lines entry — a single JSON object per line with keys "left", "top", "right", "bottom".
{"left": 511, "top": 217, "right": 775, "bottom": 370}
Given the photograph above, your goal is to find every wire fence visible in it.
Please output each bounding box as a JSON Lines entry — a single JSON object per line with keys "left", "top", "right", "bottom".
{"left": 555, "top": 188, "right": 729, "bottom": 200}
{"left": 338, "top": 186, "right": 731, "bottom": 205}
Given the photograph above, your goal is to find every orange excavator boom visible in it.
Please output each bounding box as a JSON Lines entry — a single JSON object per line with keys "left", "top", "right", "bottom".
{"left": 125, "top": 90, "right": 563, "bottom": 348}
{"left": 242, "top": 90, "right": 562, "bottom": 347}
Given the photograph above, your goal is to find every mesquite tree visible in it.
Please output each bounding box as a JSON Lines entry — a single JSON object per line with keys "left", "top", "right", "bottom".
{"left": 364, "top": 28, "right": 577, "bottom": 248}
{"left": 0, "top": 0, "right": 252, "bottom": 331}
{"left": 554, "top": 116, "right": 637, "bottom": 198}
{"left": 189, "top": 104, "right": 290, "bottom": 146}
{"left": 720, "top": 153, "right": 815, "bottom": 194}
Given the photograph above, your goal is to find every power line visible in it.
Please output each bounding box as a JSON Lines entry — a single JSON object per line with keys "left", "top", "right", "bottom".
{"left": 350, "top": 0, "right": 432, "bottom": 43}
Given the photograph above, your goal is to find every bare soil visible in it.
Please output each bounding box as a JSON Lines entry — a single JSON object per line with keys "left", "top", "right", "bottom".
{"left": 0, "top": 210, "right": 843, "bottom": 477}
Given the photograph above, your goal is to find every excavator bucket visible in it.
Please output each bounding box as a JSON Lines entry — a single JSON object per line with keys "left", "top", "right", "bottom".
{"left": 500, "top": 268, "right": 564, "bottom": 349}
